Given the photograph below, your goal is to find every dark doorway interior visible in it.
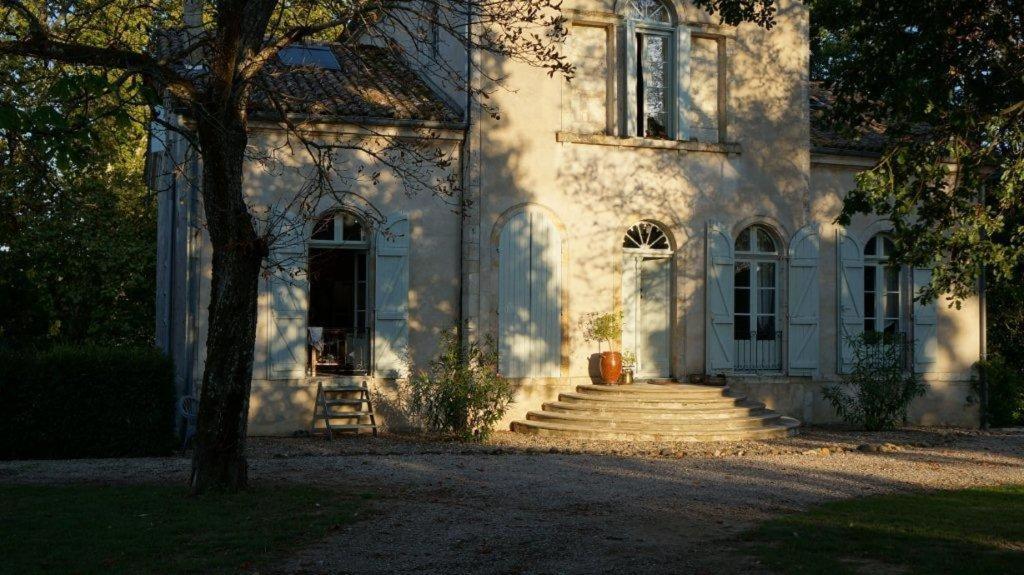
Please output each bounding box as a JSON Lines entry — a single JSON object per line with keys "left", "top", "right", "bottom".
{"left": 308, "top": 248, "right": 370, "bottom": 374}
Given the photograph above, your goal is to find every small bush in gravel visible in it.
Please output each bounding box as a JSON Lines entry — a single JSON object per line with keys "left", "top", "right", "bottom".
{"left": 404, "top": 327, "right": 513, "bottom": 441}
{"left": 974, "top": 355, "right": 1024, "bottom": 427}
{"left": 824, "top": 333, "right": 926, "bottom": 431}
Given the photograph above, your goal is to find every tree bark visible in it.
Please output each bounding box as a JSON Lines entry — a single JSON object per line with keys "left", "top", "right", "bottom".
{"left": 189, "top": 106, "right": 264, "bottom": 494}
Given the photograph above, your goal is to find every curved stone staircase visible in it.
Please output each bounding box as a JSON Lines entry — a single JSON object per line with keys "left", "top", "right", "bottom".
{"left": 510, "top": 382, "right": 800, "bottom": 441}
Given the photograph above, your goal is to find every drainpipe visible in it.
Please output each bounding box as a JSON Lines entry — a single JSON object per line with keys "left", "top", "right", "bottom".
{"left": 978, "top": 184, "right": 988, "bottom": 430}
{"left": 456, "top": 2, "right": 474, "bottom": 351}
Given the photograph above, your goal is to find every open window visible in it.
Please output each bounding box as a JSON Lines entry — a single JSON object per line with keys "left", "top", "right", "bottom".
{"left": 863, "top": 233, "right": 904, "bottom": 341}
{"left": 308, "top": 211, "right": 371, "bottom": 375}
{"left": 625, "top": 0, "right": 676, "bottom": 139}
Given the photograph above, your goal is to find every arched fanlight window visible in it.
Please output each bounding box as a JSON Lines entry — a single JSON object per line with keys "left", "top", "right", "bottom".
{"left": 734, "top": 224, "right": 778, "bottom": 254}
{"left": 863, "top": 233, "right": 903, "bottom": 336}
{"left": 623, "top": 221, "right": 671, "bottom": 251}
{"left": 623, "top": 0, "right": 676, "bottom": 139}
{"left": 310, "top": 210, "right": 368, "bottom": 245}
{"left": 733, "top": 224, "right": 782, "bottom": 371}
{"left": 625, "top": 0, "right": 674, "bottom": 23}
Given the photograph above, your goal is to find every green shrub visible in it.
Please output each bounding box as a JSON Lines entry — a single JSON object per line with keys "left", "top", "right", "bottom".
{"left": 823, "top": 333, "right": 927, "bottom": 430}
{"left": 0, "top": 345, "right": 176, "bottom": 459}
{"left": 404, "top": 327, "right": 513, "bottom": 441}
{"left": 974, "top": 355, "right": 1024, "bottom": 427}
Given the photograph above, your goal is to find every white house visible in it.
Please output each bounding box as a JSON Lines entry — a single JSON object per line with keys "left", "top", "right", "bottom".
{"left": 154, "top": 0, "right": 982, "bottom": 436}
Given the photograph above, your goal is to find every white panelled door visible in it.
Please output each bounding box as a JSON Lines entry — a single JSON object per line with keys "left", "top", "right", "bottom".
{"left": 788, "top": 225, "right": 820, "bottom": 375}
{"left": 268, "top": 214, "right": 308, "bottom": 379}
{"left": 638, "top": 257, "right": 671, "bottom": 377}
{"left": 836, "top": 229, "right": 864, "bottom": 374}
{"left": 705, "top": 221, "right": 735, "bottom": 374}
{"left": 498, "top": 210, "right": 562, "bottom": 378}
{"left": 374, "top": 214, "right": 410, "bottom": 378}
{"left": 913, "top": 267, "right": 938, "bottom": 373}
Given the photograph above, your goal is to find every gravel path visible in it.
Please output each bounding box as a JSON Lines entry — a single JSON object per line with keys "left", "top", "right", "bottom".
{"left": 2, "top": 428, "right": 1023, "bottom": 574}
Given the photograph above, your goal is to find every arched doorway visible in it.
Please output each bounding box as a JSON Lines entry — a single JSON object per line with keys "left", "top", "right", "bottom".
{"left": 622, "top": 221, "right": 673, "bottom": 378}
{"left": 307, "top": 211, "right": 371, "bottom": 375}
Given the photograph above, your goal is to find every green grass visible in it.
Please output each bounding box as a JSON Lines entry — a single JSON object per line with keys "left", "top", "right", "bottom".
{"left": 744, "top": 485, "right": 1024, "bottom": 575}
{"left": 0, "top": 483, "right": 363, "bottom": 574}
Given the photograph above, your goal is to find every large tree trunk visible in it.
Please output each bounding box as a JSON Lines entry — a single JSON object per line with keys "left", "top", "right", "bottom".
{"left": 189, "top": 109, "right": 265, "bottom": 494}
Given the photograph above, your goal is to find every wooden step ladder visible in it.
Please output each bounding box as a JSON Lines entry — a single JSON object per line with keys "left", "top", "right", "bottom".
{"left": 311, "top": 381, "right": 378, "bottom": 438}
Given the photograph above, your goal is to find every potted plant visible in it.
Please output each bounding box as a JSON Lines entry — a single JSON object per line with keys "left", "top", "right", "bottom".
{"left": 581, "top": 312, "right": 623, "bottom": 385}
{"left": 621, "top": 351, "right": 636, "bottom": 385}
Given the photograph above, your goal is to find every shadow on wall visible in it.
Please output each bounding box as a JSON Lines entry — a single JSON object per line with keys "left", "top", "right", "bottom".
{"left": 474, "top": 0, "right": 811, "bottom": 380}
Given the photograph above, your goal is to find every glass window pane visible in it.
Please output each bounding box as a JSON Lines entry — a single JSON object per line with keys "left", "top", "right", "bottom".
{"left": 734, "top": 261, "right": 751, "bottom": 287}
{"left": 757, "top": 316, "right": 776, "bottom": 339}
{"left": 885, "top": 266, "right": 900, "bottom": 291}
{"left": 342, "top": 213, "right": 364, "bottom": 241}
{"left": 885, "top": 293, "right": 900, "bottom": 319}
{"left": 758, "top": 262, "right": 776, "bottom": 288}
{"left": 864, "top": 318, "right": 875, "bottom": 332}
{"left": 734, "top": 287, "right": 750, "bottom": 314}
{"left": 735, "top": 315, "right": 751, "bottom": 340}
{"left": 311, "top": 214, "right": 335, "bottom": 241}
{"left": 759, "top": 289, "right": 775, "bottom": 314}
{"left": 626, "top": 0, "right": 673, "bottom": 23}
{"left": 756, "top": 228, "right": 776, "bottom": 253}
{"left": 639, "top": 33, "right": 669, "bottom": 139}
{"left": 735, "top": 228, "right": 751, "bottom": 252}
{"left": 864, "top": 235, "right": 877, "bottom": 256}
{"left": 883, "top": 319, "right": 899, "bottom": 335}
{"left": 864, "top": 292, "right": 875, "bottom": 319}
{"left": 863, "top": 265, "right": 876, "bottom": 291}
{"left": 883, "top": 236, "right": 895, "bottom": 257}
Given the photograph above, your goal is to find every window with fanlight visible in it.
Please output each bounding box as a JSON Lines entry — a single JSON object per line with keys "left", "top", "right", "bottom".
{"left": 308, "top": 211, "right": 371, "bottom": 375}
{"left": 863, "top": 233, "right": 904, "bottom": 339}
{"left": 733, "top": 224, "right": 782, "bottom": 371}
{"left": 625, "top": 0, "right": 676, "bottom": 139}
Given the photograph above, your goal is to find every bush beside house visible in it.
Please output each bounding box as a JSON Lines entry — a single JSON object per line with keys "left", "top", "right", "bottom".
{"left": 975, "top": 356, "right": 1024, "bottom": 427}
{"left": 0, "top": 346, "right": 176, "bottom": 459}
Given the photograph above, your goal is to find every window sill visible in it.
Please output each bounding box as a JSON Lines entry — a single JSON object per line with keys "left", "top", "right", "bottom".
{"left": 556, "top": 132, "right": 741, "bottom": 154}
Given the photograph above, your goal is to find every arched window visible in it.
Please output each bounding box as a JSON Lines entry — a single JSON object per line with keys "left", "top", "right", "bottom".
{"left": 623, "top": 221, "right": 671, "bottom": 251}
{"left": 624, "top": 0, "right": 677, "bottom": 139}
{"left": 863, "top": 233, "right": 903, "bottom": 337}
{"left": 733, "top": 224, "right": 781, "bottom": 371}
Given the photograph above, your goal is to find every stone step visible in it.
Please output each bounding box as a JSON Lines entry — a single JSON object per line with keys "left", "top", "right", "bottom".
{"left": 541, "top": 401, "right": 768, "bottom": 419}
{"left": 558, "top": 392, "right": 747, "bottom": 408}
{"left": 510, "top": 417, "right": 801, "bottom": 442}
{"left": 576, "top": 383, "right": 731, "bottom": 399}
{"left": 526, "top": 410, "right": 782, "bottom": 430}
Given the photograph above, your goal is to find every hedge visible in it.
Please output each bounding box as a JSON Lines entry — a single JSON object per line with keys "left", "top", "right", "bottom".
{"left": 0, "top": 345, "right": 176, "bottom": 459}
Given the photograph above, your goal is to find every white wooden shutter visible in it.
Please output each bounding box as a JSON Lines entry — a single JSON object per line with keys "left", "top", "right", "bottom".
{"left": 788, "top": 224, "right": 820, "bottom": 375}
{"left": 529, "top": 212, "right": 562, "bottom": 376}
{"left": 623, "top": 19, "right": 638, "bottom": 137}
{"left": 268, "top": 214, "right": 308, "bottom": 379}
{"left": 498, "top": 211, "right": 561, "bottom": 378}
{"left": 674, "top": 26, "right": 692, "bottom": 140}
{"left": 913, "top": 267, "right": 938, "bottom": 373}
{"left": 374, "top": 213, "right": 410, "bottom": 378}
{"left": 705, "top": 221, "right": 734, "bottom": 374}
{"left": 836, "top": 229, "right": 864, "bottom": 374}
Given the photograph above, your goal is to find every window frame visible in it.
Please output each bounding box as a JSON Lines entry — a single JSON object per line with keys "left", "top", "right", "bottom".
{"left": 863, "top": 233, "right": 904, "bottom": 338}
{"left": 622, "top": 0, "right": 689, "bottom": 141}
{"left": 733, "top": 225, "right": 781, "bottom": 344}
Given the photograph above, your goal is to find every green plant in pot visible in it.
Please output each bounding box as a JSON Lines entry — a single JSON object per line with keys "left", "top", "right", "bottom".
{"left": 581, "top": 312, "right": 623, "bottom": 385}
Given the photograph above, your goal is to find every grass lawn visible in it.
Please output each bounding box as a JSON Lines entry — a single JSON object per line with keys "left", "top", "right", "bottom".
{"left": 744, "top": 484, "right": 1024, "bottom": 575}
{"left": 0, "top": 483, "right": 363, "bottom": 574}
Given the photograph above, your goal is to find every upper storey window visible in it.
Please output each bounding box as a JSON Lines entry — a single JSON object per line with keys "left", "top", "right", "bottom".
{"left": 626, "top": 0, "right": 676, "bottom": 139}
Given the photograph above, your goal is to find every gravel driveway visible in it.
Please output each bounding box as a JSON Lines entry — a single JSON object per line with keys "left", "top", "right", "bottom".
{"left": 2, "top": 428, "right": 1022, "bottom": 574}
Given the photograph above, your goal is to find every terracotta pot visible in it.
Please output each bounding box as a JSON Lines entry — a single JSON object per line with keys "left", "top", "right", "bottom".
{"left": 599, "top": 351, "right": 623, "bottom": 385}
